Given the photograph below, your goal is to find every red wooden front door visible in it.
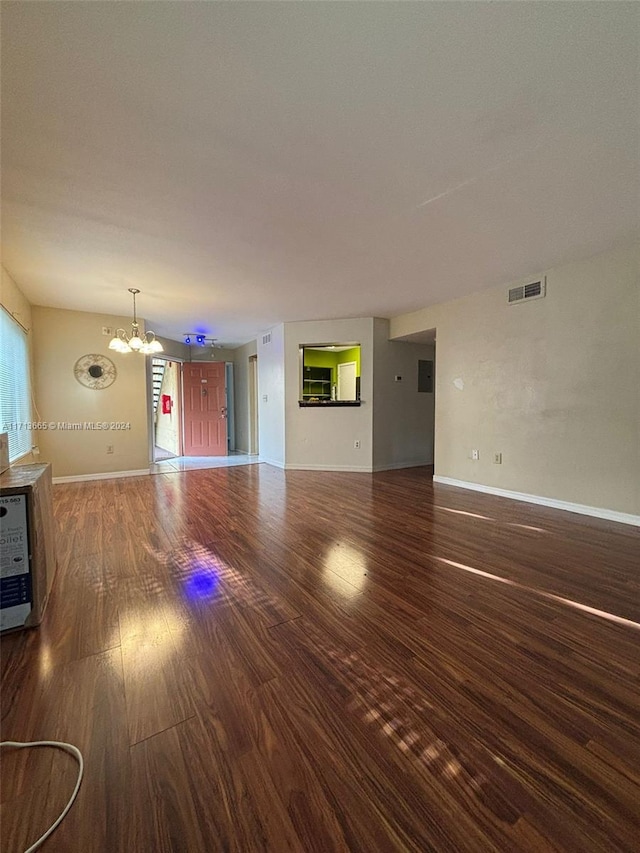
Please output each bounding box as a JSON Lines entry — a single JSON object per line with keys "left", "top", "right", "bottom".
{"left": 182, "top": 362, "right": 227, "bottom": 456}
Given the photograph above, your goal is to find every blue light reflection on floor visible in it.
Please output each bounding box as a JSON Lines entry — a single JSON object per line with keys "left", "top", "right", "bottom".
{"left": 183, "top": 566, "right": 220, "bottom": 602}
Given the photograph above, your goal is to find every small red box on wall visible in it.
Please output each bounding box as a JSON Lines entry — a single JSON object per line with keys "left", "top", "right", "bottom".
{"left": 161, "top": 394, "right": 172, "bottom": 414}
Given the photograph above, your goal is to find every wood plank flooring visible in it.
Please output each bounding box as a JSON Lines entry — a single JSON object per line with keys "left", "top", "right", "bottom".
{"left": 1, "top": 464, "right": 639, "bottom": 852}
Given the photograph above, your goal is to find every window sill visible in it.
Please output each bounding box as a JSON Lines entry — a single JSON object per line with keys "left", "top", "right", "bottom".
{"left": 9, "top": 448, "right": 34, "bottom": 465}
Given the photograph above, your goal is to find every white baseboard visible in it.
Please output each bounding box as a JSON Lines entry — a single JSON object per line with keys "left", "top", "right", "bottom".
{"left": 372, "top": 460, "right": 433, "bottom": 472}
{"left": 260, "top": 458, "right": 285, "bottom": 469}
{"left": 433, "top": 476, "right": 640, "bottom": 527}
{"left": 53, "top": 468, "right": 150, "bottom": 484}
{"left": 283, "top": 461, "right": 432, "bottom": 473}
{"left": 285, "top": 463, "right": 372, "bottom": 472}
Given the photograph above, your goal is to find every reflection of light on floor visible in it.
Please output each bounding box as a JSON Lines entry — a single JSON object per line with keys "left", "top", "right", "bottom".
{"left": 437, "top": 506, "right": 548, "bottom": 533}
{"left": 506, "top": 522, "right": 547, "bottom": 533}
{"left": 144, "top": 538, "right": 510, "bottom": 817}
{"left": 39, "top": 646, "right": 53, "bottom": 678}
{"left": 436, "top": 506, "right": 493, "bottom": 521}
{"left": 119, "top": 609, "right": 185, "bottom": 662}
{"left": 436, "top": 557, "right": 640, "bottom": 630}
{"left": 543, "top": 593, "right": 640, "bottom": 630}
{"left": 152, "top": 473, "right": 184, "bottom": 520}
{"left": 184, "top": 568, "right": 219, "bottom": 602}
{"left": 158, "top": 541, "right": 222, "bottom": 603}
{"left": 146, "top": 539, "right": 281, "bottom": 614}
{"left": 323, "top": 543, "right": 367, "bottom": 593}
{"left": 302, "top": 620, "right": 497, "bottom": 809}
{"left": 164, "top": 610, "right": 186, "bottom": 641}
{"left": 149, "top": 539, "right": 470, "bottom": 786}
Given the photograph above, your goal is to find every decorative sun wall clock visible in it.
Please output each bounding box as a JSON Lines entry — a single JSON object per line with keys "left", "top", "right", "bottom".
{"left": 73, "top": 354, "right": 117, "bottom": 389}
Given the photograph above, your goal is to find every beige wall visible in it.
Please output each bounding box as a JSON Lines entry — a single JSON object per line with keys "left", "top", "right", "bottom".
{"left": 1, "top": 267, "right": 32, "bottom": 331}
{"left": 1, "top": 268, "right": 35, "bottom": 464}
{"left": 156, "top": 336, "right": 189, "bottom": 361}
{"left": 390, "top": 244, "right": 640, "bottom": 515}
{"left": 284, "top": 318, "right": 374, "bottom": 471}
{"left": 154, "top": 336, "right": 235, "bottom": 364}
{"left": 190, "top": 347, "right": 235, "bottom": 363}
{"left": 155, "top": 360, "right": 180, "bottom": 455}
{"left": 260, "top": 316, "right": 434, "bottom": 472}
{"left": 32, "top": 306, "right": 149, "bottom": 478}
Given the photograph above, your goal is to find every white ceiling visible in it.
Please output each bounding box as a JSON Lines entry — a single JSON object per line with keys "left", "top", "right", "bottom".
{"left": 2, "top": 2, "right": 638, "bottom": 347}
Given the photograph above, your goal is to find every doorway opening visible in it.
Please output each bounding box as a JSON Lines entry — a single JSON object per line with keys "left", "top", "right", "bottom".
{"left": 418, "top": 346, "right": 436, "bottom": 475}
{"left": 152, "top": 358, "right": 182, "bottom": 461}
{"left": 226, "top": 362, "right": 235, "bottom": 453}
{"left": 391, "top": 328, "right": 436, "bottom": 476}
{"left": 150, "top": 357, "right": 235, "bottom": 464}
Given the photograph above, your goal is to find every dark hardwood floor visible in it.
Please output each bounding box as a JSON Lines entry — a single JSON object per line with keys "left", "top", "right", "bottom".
{"left": 1, "top": 465, "right": 639, "bottom": 852}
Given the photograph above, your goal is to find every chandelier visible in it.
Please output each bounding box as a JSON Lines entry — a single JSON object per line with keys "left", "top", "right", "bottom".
{"left": 108, "top": 288, "right": 163, "bottom": 354}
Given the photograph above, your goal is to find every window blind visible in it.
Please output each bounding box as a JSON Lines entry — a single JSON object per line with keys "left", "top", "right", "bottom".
{"left": 0, "top": 307, "right": 32, "bottom": 461}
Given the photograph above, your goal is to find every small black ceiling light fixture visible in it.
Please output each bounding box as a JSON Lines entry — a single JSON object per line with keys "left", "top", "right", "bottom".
{"left": 183, "top": 334, "right": 221, "bottom": 348}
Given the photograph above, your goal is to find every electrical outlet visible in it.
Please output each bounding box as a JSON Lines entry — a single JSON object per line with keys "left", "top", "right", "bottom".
{"left": 471, "top": 449, "right": 479, "bottom": 460}
{"left": 493, "top": 452, "right": 502, "bottom": 464}
{"left": 106, "top": 445, "right": 114, "bottom": 454}
{"left": 354, "top": 439, "right": 361, "bottom": 449}
{"left": 102, "top": 326, "right": 112, "bottom": 336}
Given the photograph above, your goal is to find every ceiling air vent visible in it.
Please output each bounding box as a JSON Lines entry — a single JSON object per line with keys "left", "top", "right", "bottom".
{"left": 262, "top": 332, "right": 271, "bottom": 345}
{"left": 508, "top": 278, "right": 546, "bottom": 305}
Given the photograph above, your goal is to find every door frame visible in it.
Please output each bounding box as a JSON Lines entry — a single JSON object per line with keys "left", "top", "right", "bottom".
{"left": 147, "top": 356, "right": 234, "bottom": 462}
{"left": 225, "top": 362, "right": 235, "bottom": 452}
{"left": 248, "top": 354, "right": 258, "bottom": 455}
{"left": 147, "top": 355, "right": 184, "bottom": 463}
{"left": 182, "top": 360, "right": 229, "bottom": 458}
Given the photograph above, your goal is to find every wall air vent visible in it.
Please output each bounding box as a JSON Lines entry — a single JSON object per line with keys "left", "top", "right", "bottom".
{"left": 508, "top": 278, "right": 546, "bottom": 305}
{"left": 262, "top": 333, "right": 272, "bottom": 345}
